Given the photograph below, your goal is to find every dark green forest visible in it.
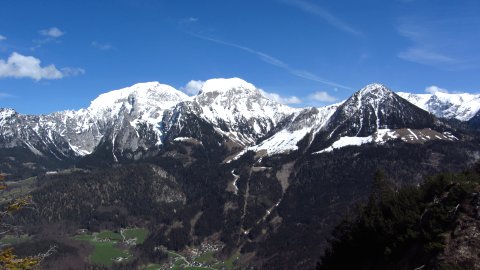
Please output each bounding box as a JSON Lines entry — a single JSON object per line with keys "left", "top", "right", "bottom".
{"left": 317, "top": 165, "right": 480, "bottom": 270}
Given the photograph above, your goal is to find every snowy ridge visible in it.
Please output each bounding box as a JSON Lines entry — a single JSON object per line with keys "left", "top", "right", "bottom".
{"left": 190, "top": 78, "right": 299, "bottom": 145}
{"left": 43, "top": 82, "right": 189, "bottom": 155}
{"left": 249, "top": 103, "right": 340, "bottom": 155}
{"left": 88, "top": 81, "right": 188, "bottom": 120}
{"left": 0, "top": 82, "right": 190, "bottom": 157}
{"left": 398, "top": 92, "right": 480, "bottom": 121}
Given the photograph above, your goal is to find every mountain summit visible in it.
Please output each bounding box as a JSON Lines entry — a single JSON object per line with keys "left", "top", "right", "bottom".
{"left": 198, "top": 77, "right": 257, "bottom": 94}
{"left": 328, "top": 83, "right": 436, "bottom": 136}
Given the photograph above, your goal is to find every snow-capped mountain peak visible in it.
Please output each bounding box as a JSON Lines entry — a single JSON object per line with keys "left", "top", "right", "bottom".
{"left": 315, "top": 83, "right": 436, "bottom": 140}
{"left": 0, "top": 108, "right": 17, "bottom": 119}
{"left": 0, "top": 108, "right": 18, "bottom": 126}
{"left": 88, "top": 81, "right": 188, "bottom": 115}
{"left": 166, "top": 77, "right": 299, "bottom": 146}
{"left": 198, "top": 77, "right": 257, "bottom": 95}
{"left": 355, "top": 83, "right": 395, "bottom": 101}
{"left": 359, "top": 83, "right": 390, "bottom": 93}
{"left": 340, "top": 83, "right": 397, "bottom": 124}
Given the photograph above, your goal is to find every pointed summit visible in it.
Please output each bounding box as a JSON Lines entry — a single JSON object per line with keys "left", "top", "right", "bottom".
{"left": 353, "top": 83, "right": 395, "bottom": 103}
{"left": 359, "top": 83, "right": 391, "bottom": 93}
{"left": 308, "top": 83, "right": 437, "bottom": 152}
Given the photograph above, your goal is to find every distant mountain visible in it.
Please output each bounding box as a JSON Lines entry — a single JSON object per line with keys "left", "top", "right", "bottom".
{"left": 398, "top": 91, "right": 480, "bottom": 121}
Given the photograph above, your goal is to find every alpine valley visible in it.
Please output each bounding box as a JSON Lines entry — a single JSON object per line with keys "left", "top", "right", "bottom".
{"left": 1, "top": 78, "right": 480, "bottom": 269}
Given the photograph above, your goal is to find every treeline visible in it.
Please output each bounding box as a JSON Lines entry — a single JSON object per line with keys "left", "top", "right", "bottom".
{"left": 317, "top": 165, "right": 480, "bottom": 270}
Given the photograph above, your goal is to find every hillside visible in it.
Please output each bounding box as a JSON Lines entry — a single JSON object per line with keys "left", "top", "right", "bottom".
{"left": 318, "top": 165, "right": 480, "bottom": 270}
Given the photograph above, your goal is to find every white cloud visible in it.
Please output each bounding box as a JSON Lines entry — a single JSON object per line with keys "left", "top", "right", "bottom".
{"left": 181, "top": 80, "right": 205, "bottom": 95}
{"left": 0, "top": 35, "right": 6, "bottom": 41}
{"left": 259, "top": 89, "right": 302, "bottom": 104}
{"left": 309, "top": 91, "right": 337, "bottom": 102}
{"left": 0, "top": 52, "right": 83, "bottom": 80}
{"left": 0, "top": 52, "right": 62, "bottom": 80}
{"left": 91, "top": 41, "right": 113, "bottom": 51}
{"left": 39, "top": 27, "right": 65, "bottom": 38}
{"left": 425, "top": 85, "right": 449, "bottom": 94}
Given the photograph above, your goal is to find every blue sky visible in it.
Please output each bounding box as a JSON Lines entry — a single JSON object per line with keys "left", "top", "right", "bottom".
{"left": 0, "top": 0, "right": 479, "bottom": 114}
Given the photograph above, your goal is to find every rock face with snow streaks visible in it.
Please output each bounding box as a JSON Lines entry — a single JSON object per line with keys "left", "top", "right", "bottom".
{"left": 307, "top": 84, "right": 445, "bottom": 153}
{"left": 0, "top": 82, "right": 189, "bottom": 163}
{"left": 176, "top": 78, "right": 298, "bottom": 146}
{"left": 327, "top": 83, "right": 436, "bottom": 137}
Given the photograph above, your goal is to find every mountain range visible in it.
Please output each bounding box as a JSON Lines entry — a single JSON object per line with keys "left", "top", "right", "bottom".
{"left": 2, "top": 78, "right": 480, "bottom": 269}
{"left": 1, "top": 78, "right": 478, "bottom": 175}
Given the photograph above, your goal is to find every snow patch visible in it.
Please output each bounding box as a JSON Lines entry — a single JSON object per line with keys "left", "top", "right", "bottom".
{"left": 173, "top": 137, "right": 195, "bottom": 142}
{"left": 314, "top": 136, "right": 373, "bottom": 154}
{"left": 250, "top": 128, "right": 311, "bottom": 155}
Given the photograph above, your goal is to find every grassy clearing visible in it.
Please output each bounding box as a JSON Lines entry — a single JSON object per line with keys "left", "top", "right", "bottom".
{"left": 73, "top": 228, "right": 150, "bottom": 267}
{"left": 73, "top": 234, "right": 95, "bottom": 241}
{"left": 123, "top": 228, "right": 149, "bottom": 244}
{"left": 89, "top": 241, "right": 130, "bottom": 267}
{"left": 97, "top": 230, "right": 122, "bottom": 241}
